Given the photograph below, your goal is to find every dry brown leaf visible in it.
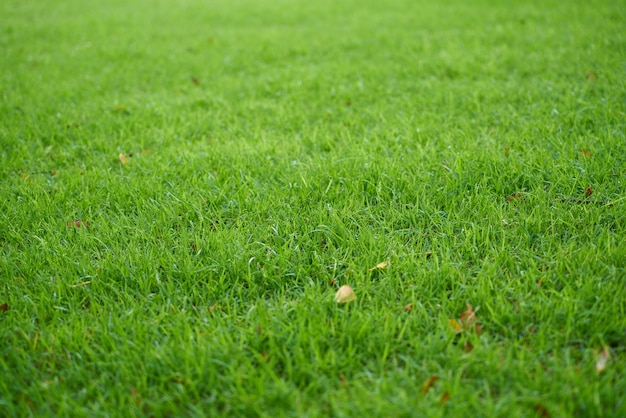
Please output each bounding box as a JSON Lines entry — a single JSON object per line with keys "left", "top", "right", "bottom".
{"left": 460, "top": 303, "right": 477, "bottom": 327}
{"left": 449, "top": 304, "right": 482, "bottom": 334}
{"left": 119, "top": 153, "right": 129, "bottom": 165}
{"left": 585, "top": 185, "right": 593, "bottom": 198}
{"left": 506, "top": 192, "right": 525, "bottom": 203}
{"left": 440, "top": 391, "right": 450, "bottom": 405}
{"left": 335, "top": 285, "right": 356, "bottom": 303}
{"left": 66, "top": 220, "right": 91, "bottom": 229}
{"left": 535, "top": 404, "right": 550, "bottom": 418}
{"left": 463, "top": 340, "right": 474, "bottom": 353}
{"left": 421, "top": 375, "right": 438, "bottom": 394}
{"left": 130, "top": 387, "right": 141, "bottom": 406}
{"left": 403, "top": 303, "right": 414, "bottom": 312}
{"left": 369, "top": 259, "right": 389, "bottom": 271}
{"left": 596, "top": 347, "right": 609, "bottom": 374}
{"left": 0, "top": 303, "right": 8, "bottom": 313}
{"left": 580, "top": 149, "right": 592, "bottom": 158}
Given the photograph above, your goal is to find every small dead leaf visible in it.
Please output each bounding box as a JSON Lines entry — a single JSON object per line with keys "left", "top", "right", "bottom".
{"left": 50, "top": 170, "right": 57, "bottom": 176}
{"left": 460, "top": 303, "right": 477, "bottom": 327}
{"left": 191, "top": 76, "right": 200, "bottom": 86}
{"left": 119, "top": 153, "right": 129, "bottom": 165}
{"left": 335, "top": 285, "right": 356, "bottom": 303}
{"left": 448, "top": 319, "right": 463, "bottom": 334}
{"left": 329, "top": 278, "right": 337, "bottom": 286}
{"left": 172, "top": 376, "right": 186, "bottom": 385}
{"left": 369, "top": 259, "right": 389, "bottom": 271}
{"left": 535, "top": 404, "right": 550, "bottom": 418}
{"left": 449, "top": 304, "right": 482, "bottom": 334}
{"left": 66, "top": 220, "right": 91, "bottom": 229}
{"left": 0, "top": 303, "right": 8, "bottom": 312}
{"left": 585, "top": 71, "right": 597, "bottom": 82}
{"left": 421, "top": 375, "right": 438, "bottom": 394}
{"left": 580, "top": 149, "right": 592, "bottom": 158}
{"left": 130, "top": 387, "right": 141, "bottom": 406}
{"left": 440, "top": 391, "right": 450, "bottom": 405}
{"left": 339, "top": 374, "right": 348, "bottom": 385}
{"left": 506, "top": 192, "right": 525, "bottom": 203}
{"left": 585, "top": 185, "right": 593, "bottom": 198}
{"left": 596, "top": 347, "right": 609, "bottom": 374}
{"left": 404, "top": 303, "right": 414, "bottom": 312}
{"left": 463, "top": 340, "right": 474, "bottom": 353}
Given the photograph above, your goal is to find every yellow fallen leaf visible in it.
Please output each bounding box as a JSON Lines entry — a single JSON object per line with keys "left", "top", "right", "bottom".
{"left": 335, "top": 285, "right": 356, "bottom": 303}
{"left": 119, "top": 153, "right": 129, "bottom": 165}
{"left": 369, "top": 259, "right": 389, "bottom": 271}
{"left": 447, "top": 319, "right": 463, "bottom": 334}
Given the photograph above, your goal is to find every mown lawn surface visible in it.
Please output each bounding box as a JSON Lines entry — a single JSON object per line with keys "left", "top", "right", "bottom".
{"left": 1, "top": 0, "right": 625, "bottom": 416}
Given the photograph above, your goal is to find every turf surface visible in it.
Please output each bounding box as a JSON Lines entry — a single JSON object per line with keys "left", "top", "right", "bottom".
{"left": 1, "top": 0, "right": 625, "bottom": 416}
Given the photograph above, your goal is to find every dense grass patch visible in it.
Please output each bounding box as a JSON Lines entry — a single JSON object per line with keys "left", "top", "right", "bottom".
{"left": 1, "top": 0, "right": 625, "bottom": 416}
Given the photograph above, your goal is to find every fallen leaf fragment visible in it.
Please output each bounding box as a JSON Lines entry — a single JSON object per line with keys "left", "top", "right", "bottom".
{"left": 449, "top": 303, "right": 482, "bottom": 334}
{"left": 580, "top": 149, "right": 592, "bottom": 158}
{"left": 585, "top": 185, "right": 593, "bottom": 198}
{"left": 460, "top": 303, "right": 477, "bottom": 327}
{"left": 447, "top": 319, "right": 463, "bottom": 334}
{"left": 369, "top": 259, "right": 389, "bottom": 271}
{"left": 585, "top": 71, "right": 597, "bottom": 82}
{"left": 596, "top": 347, "right": 609, "bottom": 374}
{"left": 0, "top": 303, "right": 8, "bottom": 312}
{"left": 119, "top": 153, "right": 129, "bottom": 165}
{"left": 461, "top": 303, "right": 483, "bottom": 334}
{"left": 506, "top": 192, "right": 525, "bottom": 203}
{"left": 421, "top": 375, "right": 438, "bottom": 394}
{"left": 334, "top": 285, "right": 356, "bottom": 303}
{"left": 130, "top": 387, "right": 142, "bottom": 406}
{"left": 404, "top": 303, "right": 413, "bottom": 312}
{"left": 535, "top": 404, "right": 550, "bottom": 418}
{"left": 440, "top": 391, "right": 450, "bottom": 405}
{"left": 66, "top": 220, "right": 91, "bottom": 229}
{"left": 463, "top": 340, "right": 474, "bottom": 353}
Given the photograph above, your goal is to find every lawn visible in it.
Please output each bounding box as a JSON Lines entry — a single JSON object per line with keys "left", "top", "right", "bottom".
{"left": 1, "top": 0, "right": 625, "bottom": 416}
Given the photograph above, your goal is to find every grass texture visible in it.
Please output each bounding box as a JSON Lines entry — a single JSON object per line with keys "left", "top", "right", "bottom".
{"left": 1, "top": 0, "right": 626, "bottom": 416}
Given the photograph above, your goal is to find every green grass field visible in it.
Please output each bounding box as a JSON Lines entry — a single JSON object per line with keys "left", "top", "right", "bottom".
{"left": 2, "top": 0, "right": 625, "bottom": 416}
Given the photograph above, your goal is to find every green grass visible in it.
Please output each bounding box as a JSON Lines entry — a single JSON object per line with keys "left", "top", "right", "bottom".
{"left": 1, "top": 0, "right": 626, "bottom": 416}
